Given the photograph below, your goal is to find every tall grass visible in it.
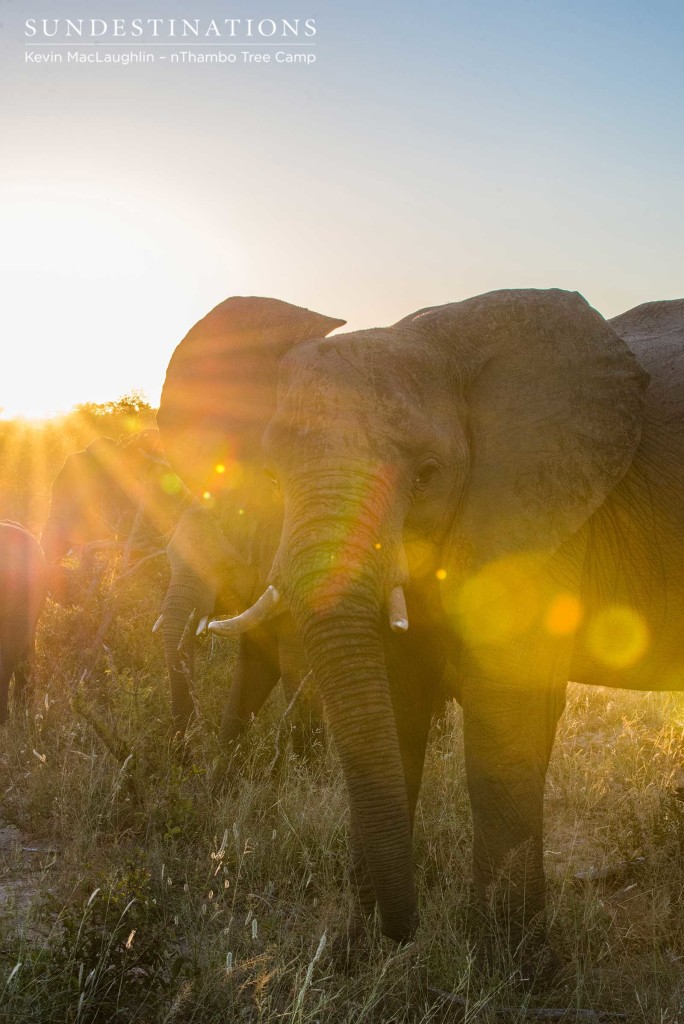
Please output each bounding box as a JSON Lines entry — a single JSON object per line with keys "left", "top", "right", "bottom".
{"left": 1, "top": 409, "right": 683, "bottom": 1021}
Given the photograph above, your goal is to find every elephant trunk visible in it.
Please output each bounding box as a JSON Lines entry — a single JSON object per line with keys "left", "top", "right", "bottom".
{"left": 273, "top": 466, "right": 417, "bottom": 942}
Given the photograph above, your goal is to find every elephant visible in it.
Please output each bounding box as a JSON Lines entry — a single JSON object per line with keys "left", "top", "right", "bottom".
{"left": 153, "top": 499, "right": 321, "bottom": 757}
{"left": 0, "top": 521, "right": 47, "bottom": 724}
{"left": 156, "top": 290, "right": 684, "bottom": 975}
{"left": 154, "top": 461, "right": 323, "bottom": 755}
{"left": 42, "top": 429, "right": 190, "bottom": 602}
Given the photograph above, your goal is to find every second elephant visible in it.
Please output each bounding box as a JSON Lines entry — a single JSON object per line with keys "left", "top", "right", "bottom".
{"left": 157, "top": 499, "right": 322, "bottom": 756}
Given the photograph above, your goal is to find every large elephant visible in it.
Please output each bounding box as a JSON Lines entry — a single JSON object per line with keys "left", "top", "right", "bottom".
{"left": 157, "top": 291, "right": 684, "bottom": 972}
{"left": 42, "top": 429, "right": 189, "bottom": 602}
{"left": 0, "top": 521, "right": 47, "bottom": 724}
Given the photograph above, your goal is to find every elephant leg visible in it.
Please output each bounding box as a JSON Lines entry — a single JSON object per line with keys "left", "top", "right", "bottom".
{"left": 0, "top": 655, "right": 13, "bottom": 725}
{"left": 219, "top": 629, "right": 281, "bottom": 755}
{"left": 294, "top": 697, "right": 326, "bottom": 760}
{"left": 0, "top": 636, "right": 30, "bottom": 725}
{"left": 12, "top": 660, "right": 31, "bottom": 711}
{"left": 13, "top": 634, "right": 37, "bottom": 712}
{"left": 463, "top": 678, "right": 566, "bottom": 971}
{"left": 346, "top": 632, "right": 443, "bottom": 942}
{"left": 279, "top": 632, "right": 324, "bottom": 760}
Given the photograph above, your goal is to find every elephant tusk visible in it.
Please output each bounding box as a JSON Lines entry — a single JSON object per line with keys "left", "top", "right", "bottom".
{"left": 208, "top": 586, "right": 281, "bottom": 637}
{"left": 196, "top": 616, "right": 210, "bottom": 636}
{"left": 388, "top": 586, "right": 409, "bottom": 633}
{"left": 152, "top": 613, "right": 164, "bottom": 633}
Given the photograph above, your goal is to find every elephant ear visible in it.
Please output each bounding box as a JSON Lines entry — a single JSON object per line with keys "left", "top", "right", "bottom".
{"left": 410, "top": 289, "right": 648, "bottom": 572}
{"left": 157, "top": 297, "right": 346, "bottom": 496}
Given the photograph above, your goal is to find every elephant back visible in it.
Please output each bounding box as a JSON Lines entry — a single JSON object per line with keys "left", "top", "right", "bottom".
{"left": 610, "top": 299, "right": 684, "bottom": 426}
{"left": 575, "top": 299, "right": 684, "bottom": 690}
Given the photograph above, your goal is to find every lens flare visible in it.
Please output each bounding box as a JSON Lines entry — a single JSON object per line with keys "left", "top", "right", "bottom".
{"left": 161, "top": 472, "right": 183, "bottom": 495}
{"left": 586, "top": 605, "right": 649, "bottom": 669}
{"left": 544, "top": 593, "right": 583, "bottom": 635}
{"left": 452, "top": 554, "right": 543, "bottom": 646}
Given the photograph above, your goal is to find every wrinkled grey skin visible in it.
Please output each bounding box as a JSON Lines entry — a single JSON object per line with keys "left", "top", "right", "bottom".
{"left": 159, "top": 495, "right": 322, "bottom": 756}
{"left": 0, "top": 522, "right": 47, "bottom": 724}
{"left": 157, "top": 291, "right": 684, "bottom": 968}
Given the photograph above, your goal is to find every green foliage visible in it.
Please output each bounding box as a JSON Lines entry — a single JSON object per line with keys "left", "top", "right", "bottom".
{"left": 43, "top": 869, "right": 182, "bottom": 1023}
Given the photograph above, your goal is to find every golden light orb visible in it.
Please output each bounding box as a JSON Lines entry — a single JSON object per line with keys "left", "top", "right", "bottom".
{"left": 586, "top": 605, "right": 649, "bottom": 669}
{"left": 452, "top": 554, "right": 542, "bottom": 646}
{"left": 544, "top": 593, "right": 583, "bottom": 635}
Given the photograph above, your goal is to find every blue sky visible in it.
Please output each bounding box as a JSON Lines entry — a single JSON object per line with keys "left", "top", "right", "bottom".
{"left": 1, "top": 1, "right": 683, "bottom": 415}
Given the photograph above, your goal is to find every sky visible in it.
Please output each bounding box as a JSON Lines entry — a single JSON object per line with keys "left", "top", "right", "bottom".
{"left": 1, "top": 0, "right": 683, "bottom": 417}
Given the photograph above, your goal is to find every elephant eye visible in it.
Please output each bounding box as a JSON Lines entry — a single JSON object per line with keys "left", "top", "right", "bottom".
{"left": 412, "top": 459, "right": 439, "bottom": 493}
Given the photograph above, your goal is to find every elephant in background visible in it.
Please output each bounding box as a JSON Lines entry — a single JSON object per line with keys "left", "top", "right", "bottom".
{"left": 0, "top": 521, "right": 47, "bottom": 724}
{"left": 155, "top": 499, "right": 321, "bottom": 756}
{"left": 42, "top": 429, "right": 190, "bottom": 602}
{"left": 157, "top": 290, "right": 684, "bottom": 978}
{"left": 156, "top": 302, "right": 326, "bottom": 748}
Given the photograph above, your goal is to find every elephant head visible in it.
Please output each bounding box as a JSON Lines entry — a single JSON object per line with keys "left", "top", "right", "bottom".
{"left": 156, "top": 496, "right": 322, "bottom": 752}
{"left": 42, "top": 429, "right": 189, "bottom": 600}
{"left": 154, "top": 501, "right": 258, "bottom": 728}
{"left": 158, "top": 290, "right": 647, "bottom": 942}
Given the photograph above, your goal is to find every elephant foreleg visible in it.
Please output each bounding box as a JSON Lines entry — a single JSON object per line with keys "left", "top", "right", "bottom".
{"left": 12, "top": 646, "right": 34, "bottom": 710}
{"left": 0, "top": 638, "right": 31, "bottom": 725}
{"left": 278, "top": 632, "right": 324, "bottom": 760}
{"left": 0, "top": 656, "right": 13, "bottom": 725}
{"left": 463, "top": 679, "right": 566, "bottom": 968}
{"left": 219, "top": 630, "right": 281, "bottom": 756}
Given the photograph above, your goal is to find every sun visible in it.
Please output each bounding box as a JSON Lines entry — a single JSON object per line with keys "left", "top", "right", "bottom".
{"left": 1, "top": 185, "right": 177, "bottom": 420}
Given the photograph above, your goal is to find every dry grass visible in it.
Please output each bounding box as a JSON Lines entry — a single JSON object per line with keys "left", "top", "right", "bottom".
{"left": 1, "top": 561, "right": 683, "bottom": 1023}
{"left": 1, "top": 410, "right": 683, "bottom": 1022}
